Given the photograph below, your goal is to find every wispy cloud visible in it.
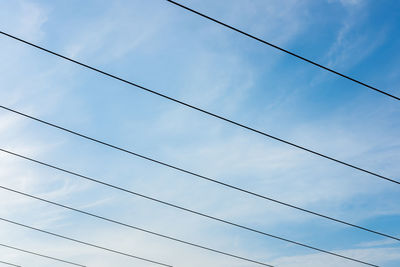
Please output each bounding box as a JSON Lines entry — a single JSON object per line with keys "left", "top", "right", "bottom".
{"left": 0, "top": 1, "right": 399, "bottom": 267}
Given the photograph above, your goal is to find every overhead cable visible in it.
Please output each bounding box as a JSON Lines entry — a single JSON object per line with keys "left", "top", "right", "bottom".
{"left": 166, "top": 0, "right": 400, "bottom": 101}
{"left": 0, "top": 32, "right": 397, "bottom": 185}
{"left": 0, "top": 148, "right": 378, "bottom": 267}
{"left": 0, "top": 260, "right": 21, "bottom": 267}
{"left": 0, "top": 218, "right": 171, "bottom": 267}
{"left": 0, "top": 108, "right": 398, "bottom": 242}
{"left": 0, "top": 184, "right": 273, "bottom": 267}
{"left": 0, "top": 243, "right": 85, "bottom": 267}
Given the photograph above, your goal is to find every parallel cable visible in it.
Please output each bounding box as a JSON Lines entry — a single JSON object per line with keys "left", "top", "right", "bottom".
{"left": 0, "top": 108, "right": 398, "bottom": 243}
{"left": 166, "top": 0, "right": 400, "bottom": 101}
{"left": 0, "top": 243, "right": 85, "bottom": 267}
{"left": 0, "top": 219, "right": 171, "bottom": 267}
{"left": 0, "top": 32, "right": 398, "bottom": 186}
{"left": 0, "top": 185, "right": 273, "bottom": 267}
{"left": 0, "top": 260, "right": 20, "bottom": 267}
{"left": 0, "top": 148, "right": 378, "bottom": 266}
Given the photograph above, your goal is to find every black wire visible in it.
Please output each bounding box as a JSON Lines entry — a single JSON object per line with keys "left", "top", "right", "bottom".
{"left": 0, "top": 107, "right": 398, "bottom": 243}
{"left": 0, "top": 149, "right": 378, "bottom": 267}
{"left": 0, "top": 243, "right": 84, "bottom": 267}
{"left": 0, "top": 260, "right": 21, "bottom": 267}
{"left": 0, "top": 32, "right": 398, "bottom": 186}
{"left": 166, "top": 0, "right": 400, "bottom": 101}
{"left": 0, "top": 185, "right": 274, "bottom": 267}
{"left": 0, "top": 219, "right": 172, "bottom": 267}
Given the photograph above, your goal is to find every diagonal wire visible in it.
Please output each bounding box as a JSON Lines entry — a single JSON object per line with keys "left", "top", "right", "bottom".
{"left": 166, "top": 0, "right": 400, "bottom": 101}
{"left": 0, "top": 107, "right": 399, "bottom": 242}
{"left": 0, "top": 185, "right": 274, "bottom": 267}
{"left": 0, "top": 243, "right": 85, "bottom": 267}
{"left": 0, "top": 219, "right": 171, "bottom": 267}
{"left": 0, "top": 148, "right": 378, "bottom": 267}
{"left": 0, "top": 31, "right": 398, "bottom": 186}
{"left": 0, "top": 260, "right": 21, "bottom": 267}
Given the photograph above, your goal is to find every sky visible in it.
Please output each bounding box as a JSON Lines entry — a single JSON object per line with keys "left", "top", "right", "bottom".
{"left": 0, "top": 0, "right": 399, "bottom": 266}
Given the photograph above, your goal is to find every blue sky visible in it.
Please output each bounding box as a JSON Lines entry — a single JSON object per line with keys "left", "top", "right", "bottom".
{"left": 0, "top": 0, "right": 399, "bottom": 266}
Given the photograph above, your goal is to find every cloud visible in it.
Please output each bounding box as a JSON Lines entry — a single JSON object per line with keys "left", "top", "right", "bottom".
{"left": 323, "top": 1, "right": 386, "bottom": 71}
{"left": 339, "top": 0, "right": 363, "bottom": 7}
{"left": 62, "top": 1, "right": 170, "bottom": 62}
{"left": 357, "top": 239, "right": 399, "bottom": 248}
{"left": 0, "top": 0, "right": 48, "bottom": 41}
{"left": 0, "top": 1, "right": 399, "bottom": 267}
{"left": 272, "top": 247, "right": 400, "bottom": 267}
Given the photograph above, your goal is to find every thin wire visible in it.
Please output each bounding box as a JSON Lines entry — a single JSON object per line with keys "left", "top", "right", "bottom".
{"left": 0, "top": 185, "right": 273, "bottom": 267}
{"left": 166, "top": 0, "right": 400, "bottom": 101}
{"left": 0, "top": 32, "right": 398, "bottom": 186}
{"left": 0, "top": 219, "right": 171, "bottom": 267}
{"left": 0, "top": 260, "right": 21, "bottom": 267}
{"left": 0, "top": 108, "right": 398, "bottom": 243}
{"left": 0, "top": 243, "right": 85, "bottom": 267}
{"left": 0, "top": 244, "right": 83, "bottom": 267}
{"left": 0, "top": 149, "right": 378, "bottom": 267}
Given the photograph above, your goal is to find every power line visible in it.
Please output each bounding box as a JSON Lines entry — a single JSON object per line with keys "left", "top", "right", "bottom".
{"left": 0, "top": 108, "right": 398, "bottom": 243}
{"left": 0, "top": 243, "right": 85, "bottom": 267}
{"left": 0, "top": 8, "right": 389, "bottom": 267}
{"left": 0, "top": 32, "right": 398, "bottom": 186}
{"left": 0, "top": 219, "right": 171, "bottom": 267}
{"left": 0, "top": 148, "right": 378, "bottom": 267}
{"left": 0, "top": 244, "right": 83, "bottom": 267}
{"left": 166, "top": 0, "right": 400, "bottom": 102}
{"left": 0, "top": 260, "right": 20, "bottom": 267}
{"left": 0, "top": 185, "right": 273, "bottom": 267}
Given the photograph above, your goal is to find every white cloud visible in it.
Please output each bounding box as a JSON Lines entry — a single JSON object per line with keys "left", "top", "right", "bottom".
{"left": 0, "top": 0, "right": 48, "bottom": 41}
{"left": 357, "top": 239, "right": 399, "bottom": 248}
{"left": 323, "top": 1, "right": 385, "bottom": 71}
{"left": 272, "top": 247, "right": 400, "bottom": 267}
{"left": 0, "top": 1, "right": 399, "bottom": 267}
